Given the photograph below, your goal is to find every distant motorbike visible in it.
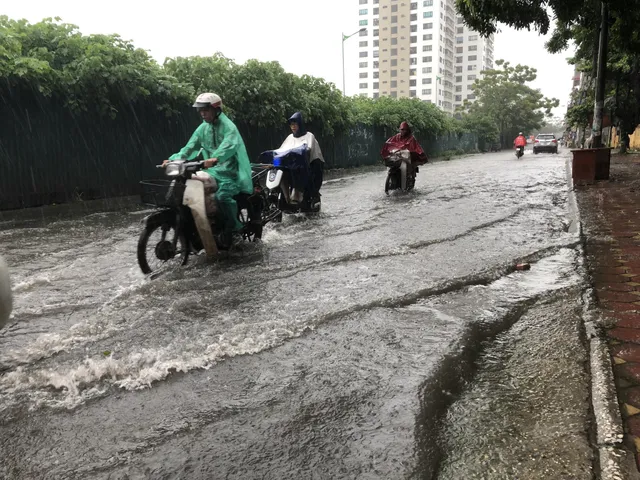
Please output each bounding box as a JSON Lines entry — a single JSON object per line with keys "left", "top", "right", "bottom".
{"left": 137, "top": 160, "right": 270, "bottom": 274}
{"left": 515, "top": 146, "right": 524, "bottom": 159}
{"left": 383, "top": 149, "right": 416, "bottom": 194}
{"left": 259, "top": 146, "right": 321, "bottom": 222}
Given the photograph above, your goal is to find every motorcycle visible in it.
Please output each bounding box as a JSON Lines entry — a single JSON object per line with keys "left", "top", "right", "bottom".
{"left": 137, "top": 160, "right": 270, "bottom": 274}
{"left": 383, "top": 149, "right": 416, "bottom": 194}
{"left": 259, "top": 146, "right": 321, "bottom": 221}
{"left": 515, "top": 146, "right": 524, "bottom": 159}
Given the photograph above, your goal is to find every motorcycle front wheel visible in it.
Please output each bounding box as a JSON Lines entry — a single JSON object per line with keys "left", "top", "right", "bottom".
{"left": 137, "top": 220, "right": 189, "bottom": 274}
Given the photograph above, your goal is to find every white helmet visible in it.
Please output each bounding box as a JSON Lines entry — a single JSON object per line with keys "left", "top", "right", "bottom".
{"left": 519, "top": 132, "right": 523, "bottom": 135}
{"left": 193, "top": 93, "right": 222, "bottom": 109}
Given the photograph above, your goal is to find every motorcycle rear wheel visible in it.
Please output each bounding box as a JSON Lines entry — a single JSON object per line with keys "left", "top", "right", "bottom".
{"left": 137, "top": 221, "right": 189, "bottom": 274}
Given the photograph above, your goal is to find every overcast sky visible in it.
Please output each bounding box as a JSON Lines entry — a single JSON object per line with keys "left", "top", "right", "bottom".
{"left": 4, "top": 0, "right": 574, "bottom": 117}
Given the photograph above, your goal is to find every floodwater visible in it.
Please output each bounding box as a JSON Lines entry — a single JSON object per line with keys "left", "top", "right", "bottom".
{"left": 0, "top": 149, "right": 594, "bottom": 479}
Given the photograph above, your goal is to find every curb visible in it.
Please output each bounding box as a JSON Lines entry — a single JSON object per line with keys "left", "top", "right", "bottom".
{"left": 567, "top": 159, "right": 635, "bottom": 479}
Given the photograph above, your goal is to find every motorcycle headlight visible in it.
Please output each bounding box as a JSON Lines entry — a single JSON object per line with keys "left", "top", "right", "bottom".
{"left": 166, "top": 163, "right": 181, "bottom": 177}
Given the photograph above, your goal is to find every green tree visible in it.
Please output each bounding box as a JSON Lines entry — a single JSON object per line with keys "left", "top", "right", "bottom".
{"left": 0, "top": 16, "right": 193, "bottom": 117}
{"left": 458, "top": 60, "right": 558, "bottom": 146}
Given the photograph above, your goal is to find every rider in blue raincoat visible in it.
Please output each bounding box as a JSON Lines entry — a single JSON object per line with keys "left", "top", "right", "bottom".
{"left": 164, "top": 93, "right": 253, "bottom": 239}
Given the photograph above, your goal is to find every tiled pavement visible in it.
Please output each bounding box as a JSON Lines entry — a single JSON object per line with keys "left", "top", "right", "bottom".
{"left": 577, "top": 153, "right": 640, "bottom": 471}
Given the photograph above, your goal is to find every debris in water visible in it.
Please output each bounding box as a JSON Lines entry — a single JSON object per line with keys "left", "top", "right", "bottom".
{"left": 515, "top": 263, "right": 531, "bottom": 271}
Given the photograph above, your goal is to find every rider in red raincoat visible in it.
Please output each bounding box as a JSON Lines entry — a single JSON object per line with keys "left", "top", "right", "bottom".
{"left": 381, "top": 122, "right": 429, "bottom": 165}
{"left": 513, "top": 132, "right": 527, "bottom": 149}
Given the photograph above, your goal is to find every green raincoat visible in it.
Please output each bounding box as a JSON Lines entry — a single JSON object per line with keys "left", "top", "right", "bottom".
{"left": 169, "top": 113, "right": 253, "bottom": 232}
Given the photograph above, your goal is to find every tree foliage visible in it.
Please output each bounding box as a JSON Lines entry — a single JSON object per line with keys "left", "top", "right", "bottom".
{"left": 457, "top": 60, "right": 559, "bottom": 145}
{"left": 0, "top": 16, "right": 193, "bottom": 117}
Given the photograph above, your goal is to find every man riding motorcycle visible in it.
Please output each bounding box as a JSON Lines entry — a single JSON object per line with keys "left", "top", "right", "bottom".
{"left": 381, "top": 121, "right": 428, "bottom": 178}
{"left": 163, "top": 93, "right": 253, "bottom": 244}
{"left": 276, "top": 112, "right": 324, "bottom": 208}
{"left": 513, "top": 132, "right": 527, "bottom": 150}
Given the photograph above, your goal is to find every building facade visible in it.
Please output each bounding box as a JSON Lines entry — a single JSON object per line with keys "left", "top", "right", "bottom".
{"left": 357, "top": 0, "right": 494, "bottom": 113}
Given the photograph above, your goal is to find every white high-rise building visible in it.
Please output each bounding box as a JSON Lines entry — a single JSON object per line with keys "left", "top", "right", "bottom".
{"left": 357, "top": 0, "right": 494, "bottom": 113}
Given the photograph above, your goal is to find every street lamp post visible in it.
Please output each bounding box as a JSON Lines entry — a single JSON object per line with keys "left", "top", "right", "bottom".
{"left": 342, "top": 28, "right": 367, "bottom": 96}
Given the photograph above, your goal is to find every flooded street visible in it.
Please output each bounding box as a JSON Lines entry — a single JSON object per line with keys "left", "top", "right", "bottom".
{"left": 0, "top": 150, "right": 594, "bottom": 479}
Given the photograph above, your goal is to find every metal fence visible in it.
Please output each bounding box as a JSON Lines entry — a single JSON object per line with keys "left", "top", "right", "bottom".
{"left": 0, "top": 94, "right": 477, "bottom": 210}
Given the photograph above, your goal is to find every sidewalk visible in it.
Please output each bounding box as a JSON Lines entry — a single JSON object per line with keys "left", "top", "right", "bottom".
{"left": 576, "top": 153, "right": 640, "bottom": 475}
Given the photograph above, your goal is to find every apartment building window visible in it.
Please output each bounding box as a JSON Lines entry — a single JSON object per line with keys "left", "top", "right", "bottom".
{"left": 391, "top": 70, "right": 397, "bottom": 77}
{"left": 410, "top": 36, "right": 417, "bottom": 43}
{"left": 468, "top": 55, "right": 477, "bottom": 61}
{"left": 360, "top": 41, "right": 368, "bottom": 47}
{"left": 411, "top": 24, "right": 417, "bottom": 32}
{"left": 359, "top": 83, "right": 368, "bottom": 89}
{"left": 373, "top": 82, "right": 379, "bottom": 89}
{"left": 391, "top": 48, "right": 398, "bottom": 55}
{"left": 360, "top": 20, "right": 368, "bottom": 26}
{"left": 391, "top": 80, "right": 397, "bottom": 88}
{"left": 424, "top": 34, "right": 433, "bottom": 40}
{"left": 373, "top": 93, "right": 379, "bottom": 98}
{"left": 424, "top": 11, "right": 433, "bottom": 18}
{"left": 410, "top": 69, "right": 416, "bottom": 75}
{"left": 373, "top": 61, "right": 379, "bottom": 68}
{"left": 360, "top": 52, "right": 368, "bottom": 57}
{"left": 457, "top": 27, "right": 464, "bottom": 34}
{"left": 410, "top": 14, "right": 417, "bottom": 21}
{"left": 359, "top": 62, "right": 368, "bottom": 68}
{"left": 410, "top": 58, "right": 417, "bottom": 65}
{"left": 374, "top": 71, "right": 379, "bottom": 78}
{"left": 391, "top": 37, "right": 398, "bottom": 45}
{"left": 391, "top": 59, "right": 398, "bottom": 66}
{"left": 391, "top": 4, "right": 398, "bottom": 12}
{"left": 410, "top": 47, "right": 417, "bottom": 54}
{"left": 457, "top": 16, "right": 464, "bottom": 24}
{"left": 410, "top": 90, "right": 417, "bottom": 97}
{"left": 374, "top": 40, "right": 379, "bottom": 47}
{"left": 359, "top": 9, "right": 368, "bottom": 14}
{"left": 423, "top": 66, "right": 432, "bottom": 73}
{"left": 391, "top": 26, "right": 398, "bottom": 34}
{"left": 455, "top": 76, "right": 462, "bottom": 82}
{"left": 391, "top": 15, "right": 398, "bottom": 22}
{"left": 373, "top": 50, "right": 379, "bottom": 57}
{"left": 467, "top": 64, "right": 477, "bottom": 71}
{"left": 467, "top": 84, "right": 473, "bottom": 90}
{"left": 360, "top": 72, "right": 368, "bottom": 78}
{"left": 373, "top": 29, "right": 379, "bottom": 36}
{"left": 423, "top": 23, "right": 433, "bottom": 29}
{"left": 374, "top": 18, "right": 380, "bottom": 25}
{"left": 455, "top": 66, "right": 462, "bottom": 73}
{"left": 468, "top": 45, "right": 477, "bottom": 51}
{"left": 467, "top": 94, "right": 476, "bottom": 100}
{"left": 423, "top": 56, "right": 432, "bottom": 62}
{"left": 410, "top": 2, "right": 417, "bottom": 9}
{"left": 455, "top": 95, "right": 462, "bottom": 102}
{"left": 359, "top": 29, "right": 368, "bottom": 37}
{"left": 423, "top": 45, "right": 432, "bottom": 52}
{"left": 422, "top": 89, "right": 432, "bottom": 95}
{"left": 422, "top": 78, "right": 432, "bottom": 84}
{"left": 424, "top": 0, "right": 433, "bottom": 5}
{"left": 359, "top": 0, "right": 367, "bottom": 3}
{"left": 467, "top": 74, "right": 476, "bottom": 80}
{"left": 391, "top": 91, "right": 398, "bottom": 98}
{"left": 468, "top": 35, "right": 478, "bottom": 41}
{"left": 455, "top": 85, "right": 462, "bottom": 92}
{"left": 374, "top": 7, "right": 379, "bottom": 14}
{"left": 455, "top": 57, "right": 462, "bottom": 64}
{"left": 456, "top": 36, "right": 463, "bottom": 43}
{"left": 456, "top": 47, "right": 463, "bottom": 53}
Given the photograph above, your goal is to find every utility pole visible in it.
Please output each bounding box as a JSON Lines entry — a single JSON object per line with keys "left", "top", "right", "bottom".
{"left": 591, "top": 1, "right": 609, "bottom": 148}
{"left": 342, "top": 28, "right": 367, "bottom": 96}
